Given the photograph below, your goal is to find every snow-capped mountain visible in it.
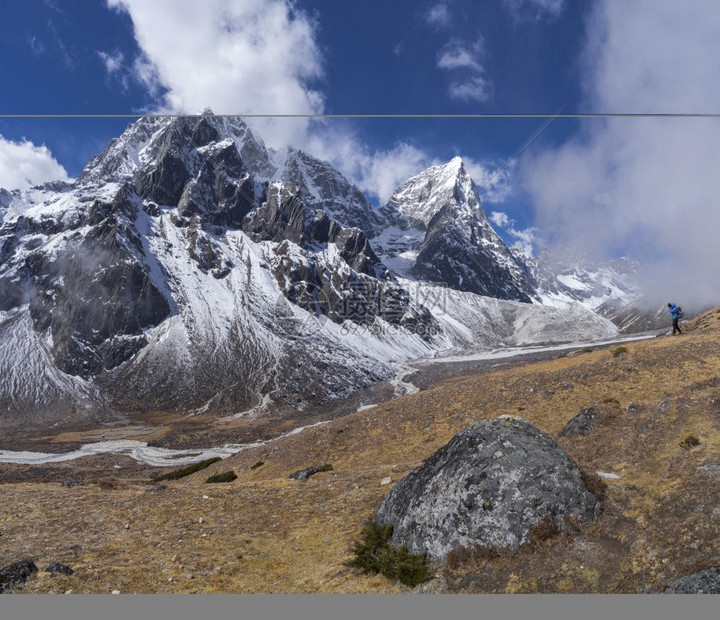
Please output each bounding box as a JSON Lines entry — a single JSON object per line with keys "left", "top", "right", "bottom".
{"left": 524, "top": 250, "right": 663, "bottom": 332}
{"left": 0, "top": 115, "right": 620, "bottom": 422}
{"left": 375, "top": 157, "right": 534, "bottom": 302}
{"left": 529, "top": 251, "right": 639, "bottom": 311}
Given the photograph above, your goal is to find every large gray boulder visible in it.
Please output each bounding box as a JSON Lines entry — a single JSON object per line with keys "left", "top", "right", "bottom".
{"left": 375, "top": 417, "right": 598, "bottom": 560}
{"left": 666, "top": 568, "right": 720, "bottom": 593}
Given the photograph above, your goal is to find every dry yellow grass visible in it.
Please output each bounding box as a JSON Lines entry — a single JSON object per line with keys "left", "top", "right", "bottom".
{"left": 2, "top": 307, "right": 720, "bottom": 593}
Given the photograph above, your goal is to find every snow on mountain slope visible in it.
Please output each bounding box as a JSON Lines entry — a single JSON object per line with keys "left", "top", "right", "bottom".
{"left": 269, "top": 147, "right": 382, "bottom": 236}
{"left": 400, "top": 280, "right": 618, "bottom": 352}
{"left": 529, "top": 251, "right": 640, "bottom": 312}
{"left": 376, "top": 158, "right": 534, "bottom": 302}
{"left": 0, "top": 115, "right": 626, "bottom": 422}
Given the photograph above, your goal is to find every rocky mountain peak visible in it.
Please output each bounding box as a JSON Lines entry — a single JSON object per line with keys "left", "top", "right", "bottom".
{"left": 383, "top": 156, "right": 481, "bottom": 231}
{"left": 374, "top": 157, "right": 534, "bottom": 301}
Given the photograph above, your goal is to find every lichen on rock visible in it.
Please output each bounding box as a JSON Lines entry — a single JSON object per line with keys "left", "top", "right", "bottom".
{"left": 375, "top": 417, "right": 598, "bottom": 560}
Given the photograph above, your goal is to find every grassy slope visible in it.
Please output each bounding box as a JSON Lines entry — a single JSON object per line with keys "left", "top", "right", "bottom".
{"left": 2, "top": 308, "right": 720, "bottom": 593}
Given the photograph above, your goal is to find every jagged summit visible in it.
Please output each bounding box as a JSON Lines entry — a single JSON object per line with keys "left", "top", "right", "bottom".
{"left": 382, "top": 156, "right": 478, "bottom": 230}
{"left": 0, "top": 116, "right": 625, "bottom": 421}
{"left": 375, "top": 156, "right": 534, "bottom": 301}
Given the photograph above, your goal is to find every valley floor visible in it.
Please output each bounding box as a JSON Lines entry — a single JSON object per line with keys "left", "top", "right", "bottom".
{"left": 1, "top": 309, "right": 720, "bottom": 593}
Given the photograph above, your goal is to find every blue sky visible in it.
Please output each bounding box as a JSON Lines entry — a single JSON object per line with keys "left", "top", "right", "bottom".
{"left": 0, "top": 0, "right": 590, "bottom": 239}
{"left": 1, "top": 0, "right": 720, "bottom": 305}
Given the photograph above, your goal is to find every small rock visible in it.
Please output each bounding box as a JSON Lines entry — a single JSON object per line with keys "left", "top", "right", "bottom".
{"left": 667, "top": 568, "right": 720, "bottom": 593}
{"left": 111, "top": 589, "right": 121, "bottom": 595}
{"left": 561, "top": 407, "right": 600, "bottom": 436}
{"left": 186, "top": 573, "right": 194, "bottom": 580}
{"left": 172, "top": 554, "right": 179, "bottom": 562}
{"left": 64, "top": 590, "right": 73, "bottom": 594}
{"left": 168, "top": 577, "right": 173, "bottom": 582}
{"left": 380, "top": 477, "right": 392, "bottom": 486}
{"left": 597, "top": 472, "right": 620, "bottom": 479}
{"left": 62, "top": 479, "right": 80, "bottom": 488}
{"left": 202, "top": 495, "right": 209, "bottom": 499}
{"left": 46, "top": 562, "right": 74, "bottom": 576}
{"left": 146, "top": 484, "right": 167, "bottom": 494}
{"left": 289, "top": 464, "right": 333, "bottom": 481}
{"left": 0, "top": 559, "right": 38, "bottom": 593}
{"left": 699, "top": 464, "right": 720, "bottom": 478}
{"left": 199, "top": 518, "right": 204, "bottom": 524}
{"left": 124, "top": 523, "right": 130, "bottom": 530}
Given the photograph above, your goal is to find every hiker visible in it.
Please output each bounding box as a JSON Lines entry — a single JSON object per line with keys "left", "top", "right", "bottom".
{"left": 667, "top": 302, "right": 683, "bottom": 335}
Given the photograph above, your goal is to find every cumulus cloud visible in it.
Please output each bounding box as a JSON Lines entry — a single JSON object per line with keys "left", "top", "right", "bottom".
{"left": 490, "top": 211, "right": 511, "bottom": 227}
{"left": 0, "top": 136, "right": 70, "bottom": 190}
{"left": 436, "top": 38, "right": 491, "bottom": 103}
{"left": 503, "top": 0, "right": 565, "bottom": 21}
{"left": 464, "top": 157, "right": 514, "bottom": 202}
{"left": 521, "top": 0, "right": 720, "bottom": 309}
{"left": 107, "top": 0, "right": 324, "bottom": 145}
{"left": 486, "top": 209, "right": 536, "bottom": 256}
{"left": 437, "top": 38, "right": 483, "bottom": 72}
{"left": 307, "top": 129, "right": 437, "bottom": 204}
{"left": 425, "top": 2, "right": 451, "bottom": 28}
{"left": 105, "top": 1, "right": 509, "bottom": 210}
{"left": 447, "top": 76, "right": 492, "bottom": 102}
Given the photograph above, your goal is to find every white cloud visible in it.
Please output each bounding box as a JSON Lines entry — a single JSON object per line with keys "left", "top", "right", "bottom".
{"left": 448, "top": 76, "right": 492, "bottom": 102}
{"left": 107, "top": 0, "right": 324, "bottom": 145}
{"left": 98, "top": 50, "right": 124, "bottom": 75}
{"left": 425, "top": 2, "right": 451, "bottom": 28}
{"left": 486, "top": 209, "right": 535, "bottom": 256}
{"left": 436, "top": 38, "right": 491, "bottom": 103}
{"left": 464, "top": 157, "right": 514, "bottom": 203}
{"left": 0, "top": 136, "right": 70, "bottom": 191}
{"left": 393, "top": 42, "right": 404, "bottom": 56}
{"left": 437, "top": 38, "right": 483, "bottom": 72}
{"left": 503, "top": 0, "right": 565, "bottom": 21}
{"left": 521, "top": 0, "right": 720, "bottom": 309}
{"left": 490, "top": 211, "right": 511, "bottom": 227}
{"left": 508, "top": 227, "right": 536, "bottom": 257}
{"left": 307, "top": 128, "right": 437, "bottom": 204}
{"left": 105, "top": 0, "right": 509, "bottom": 210}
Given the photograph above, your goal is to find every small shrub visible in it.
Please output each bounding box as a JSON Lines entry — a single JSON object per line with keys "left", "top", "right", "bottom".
{"left": 611, "top": 346, "right": 628, "bottom": 357}
{"left": 446, "top": 543, "right": 503, "bottom": 571}
{"left": 580, "top": 469, "right": 608, "bottom": 503}
{"left": 97, "top": 479, "right": 117, "bottom": 490}
{"left": 347, "top": 520, "right": 432, "bottom": 587}
{"left": 250, "top": 461, "right": 265, "bottom": 470}
{"left": 156, "top": 457, "right": 222, "bottom": 481}
{"left": 680, "top": 435, "right": 700, "bottom": 449}
{"left": 205, "top": 470, "right": 237, "bottom": 483}
{"left": 523, "top": 516, "right": 560, "bottom": 551}
{"left": 562, "top": 514, "right": 583, "bottom": 533}
{"left": 602, "top": 397, "right": 620, "bottom": 405}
